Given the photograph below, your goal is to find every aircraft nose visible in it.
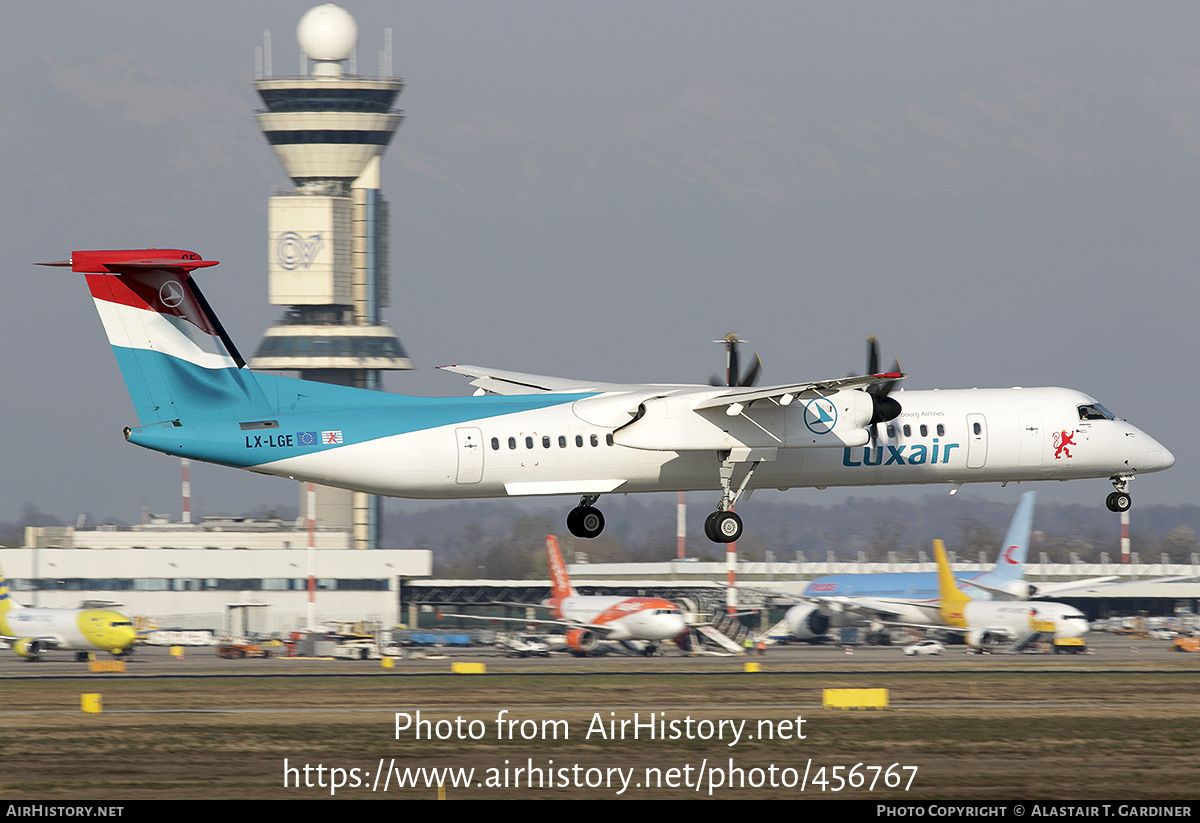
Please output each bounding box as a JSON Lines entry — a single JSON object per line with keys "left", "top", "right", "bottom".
{"left": 1156, "top": 443, "right": 1176, "bottom": 471}
{"left": 1141, "top": 437, "right": 1175, "bottom": 473}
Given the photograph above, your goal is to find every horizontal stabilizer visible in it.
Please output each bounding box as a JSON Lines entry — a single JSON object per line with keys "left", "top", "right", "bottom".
{"left": 38, "top": 249, "right": 219, "bottom": 275}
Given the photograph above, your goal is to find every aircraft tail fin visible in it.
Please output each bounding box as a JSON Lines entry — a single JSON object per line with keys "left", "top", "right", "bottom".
{"left": 989, "top": 491, "right": 1035, "bottom": 581}
{"left": 546, "top": 536, "right": 576, "bottom": 600}
{"left": 0, "top": 562, "right": 21, "bottom": 617}
{"left": 41, "top": 250, "right": 272, "bottom": 427}
{"left": 934, "top": 540, "right": 970, "bottom": 626}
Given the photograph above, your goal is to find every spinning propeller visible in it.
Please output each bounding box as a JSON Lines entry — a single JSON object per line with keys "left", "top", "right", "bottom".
{"left": 708, "top": 333, "right": 763, "bottom": 388}
{"left": 861, "top": 334, "right": 903, "bottom": 427}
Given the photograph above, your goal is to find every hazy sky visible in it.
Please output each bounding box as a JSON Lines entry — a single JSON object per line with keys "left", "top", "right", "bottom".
{"left": 1, "top": 1, "right": 1195, "bottom": 526}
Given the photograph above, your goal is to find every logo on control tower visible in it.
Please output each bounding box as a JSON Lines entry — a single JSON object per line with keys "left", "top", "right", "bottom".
{"left": 275, "top": 232, "right": 323, "bottom": 270}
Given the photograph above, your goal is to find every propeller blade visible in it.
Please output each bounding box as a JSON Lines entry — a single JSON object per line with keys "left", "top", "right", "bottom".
{"left": 740, "top": 351, "right": 763, "bottom": 388}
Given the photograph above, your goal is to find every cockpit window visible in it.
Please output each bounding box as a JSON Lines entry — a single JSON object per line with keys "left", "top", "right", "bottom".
{"left": 1078, "top": 404, "right": 1115, "bottom": 421}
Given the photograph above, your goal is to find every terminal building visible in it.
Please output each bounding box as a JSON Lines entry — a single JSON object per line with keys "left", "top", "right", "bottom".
{"left": 12, "top": 520, "right": 431, "bottom": 635}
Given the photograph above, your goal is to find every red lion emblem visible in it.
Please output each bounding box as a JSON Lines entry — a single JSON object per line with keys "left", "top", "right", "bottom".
{"left": 1053, "top": 430, "right": 1075, "bottom": 459}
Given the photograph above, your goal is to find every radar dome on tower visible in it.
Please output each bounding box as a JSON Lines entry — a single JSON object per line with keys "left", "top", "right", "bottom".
{"left": 297, "top": 3, "right": 357, "bottom": 76}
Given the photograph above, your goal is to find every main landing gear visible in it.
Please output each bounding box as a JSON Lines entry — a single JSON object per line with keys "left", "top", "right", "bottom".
{"left": 1106, "top": 476, "right": 1133, "bottom": 513}
{"left": 566, "top": 495, "right": 605, "bottom": 538}
{"left": 703, "top": 451, "right": 761, "bottom": 544}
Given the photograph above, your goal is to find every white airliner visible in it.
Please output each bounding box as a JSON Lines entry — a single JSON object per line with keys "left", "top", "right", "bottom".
{"left": 446, "top": 536, "right": 688, "bottom": 654}
{"left": 41, "top": 249, "right": 1175, "bottom": 544}
{"left": 764, "top": 537, "right": 1089, "bottom": 650}
{"left": 775, "top": 491, "right": 1043, "bottom": 642}
{"left": 0, "top": 565, "right": 138, "bottom": 661}
{"left": 929, "top": 540, "right": 1089, "bottom": 650}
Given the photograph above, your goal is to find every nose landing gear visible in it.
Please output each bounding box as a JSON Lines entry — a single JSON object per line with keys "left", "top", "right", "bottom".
{"left": 1106, "top": 476, "right": 1132, "bottom": 513}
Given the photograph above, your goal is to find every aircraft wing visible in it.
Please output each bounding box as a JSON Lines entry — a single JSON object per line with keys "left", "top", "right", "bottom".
{"left": 438, "top": 365, "right": 905, "bottom": 406}
{"left": 722, "top": 584, "right": 941, "bottom": 623}
{"left": 438, "top": 613, "right": 620, "bottom": 636}
{"left": 691, "top": 372, "right": 904, "bottom": 411}
{"left": 0, "top": 633, "right": 65, "bottom": 647}
{"left": 1035, "top": 574, "right": 1200, "bottom": 599}
{"left": 816, "top": 596, "right": 942, "bottom": 623}
{"left": 437, "top": 365, "right": 635, "bottom": 395}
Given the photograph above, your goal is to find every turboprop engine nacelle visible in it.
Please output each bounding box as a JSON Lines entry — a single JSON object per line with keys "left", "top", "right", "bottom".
{"left": 613, "top": 389, "right": 877, "bottom": 452}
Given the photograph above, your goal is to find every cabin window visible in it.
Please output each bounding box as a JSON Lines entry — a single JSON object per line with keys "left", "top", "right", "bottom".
{"left": 919, "top": 424, "right": 928, "bottom": 437}
{"left": 902, "top": 424, "right": 911, "bottom": 437}
{"left": 590, "top": 434, "right": 599, "bottom": 447}
{"left": 606, "top": 433, "right": 614, "bottom": 446}
{"left": 937, "top": 424, "right": 945, "bottom": 436}
{"left": 491, "top": 437, "right": 499, "bottom": 450}
{"left": 508, "top": 437, "right": 517, "bottom": 450}
{"left": 576, "top": 435, "right": 584, "bottom": 447}
{"left": 542, "top": 436, "right": 551, "bottom": 448}
{"left": 558, "top": 435, "right": 567, "bottom": 448}
{"left": 973, "top": 422, "right": 982, "bottom": 435}
{"left": 525, "top": 436, "right": 534, "bottom": 449}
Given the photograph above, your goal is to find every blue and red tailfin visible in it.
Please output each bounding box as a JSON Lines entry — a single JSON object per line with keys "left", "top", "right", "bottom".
{"left": 42, "top": 250, "right": 272, "bottom": 426}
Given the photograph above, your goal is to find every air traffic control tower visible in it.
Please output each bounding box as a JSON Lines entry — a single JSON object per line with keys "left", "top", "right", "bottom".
{"left": 250, "top": 4, "right": 412, "bottom": 549}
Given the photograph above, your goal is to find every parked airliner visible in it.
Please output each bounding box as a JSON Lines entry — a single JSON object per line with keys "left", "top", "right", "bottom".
{"left": 778, "top": 491, "right": 1039, "bottom": 642}
{"left": 446, "top": 536, "right": 688, "bottom": 654}
{"left": 41, "top": 249, "right": 1175, "bottom": 544}
{"left": 930, "top": 539, "right": 1089, "bottom": 650}
{"left": 0, "top": 565, "right": 137, "bottom": 661}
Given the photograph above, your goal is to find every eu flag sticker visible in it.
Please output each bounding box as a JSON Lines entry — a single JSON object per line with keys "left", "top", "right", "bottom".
{"left": 297, "top": 431, "right": 319, "bottom": 446}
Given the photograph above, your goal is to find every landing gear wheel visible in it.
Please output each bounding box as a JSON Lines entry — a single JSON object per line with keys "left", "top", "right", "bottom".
{"left": 1106, "top": 491, "right": 1131, "bottom": 513}
{"left": 707, "top": 510, "right": 743, "bottom": 544}
{"left": 567, "top": 505, "right": 605, "bottom": 538}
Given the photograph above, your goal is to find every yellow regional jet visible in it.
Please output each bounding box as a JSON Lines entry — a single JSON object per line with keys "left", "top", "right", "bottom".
{"left": 0, "top": 565, "right": 137, "bottom": 661}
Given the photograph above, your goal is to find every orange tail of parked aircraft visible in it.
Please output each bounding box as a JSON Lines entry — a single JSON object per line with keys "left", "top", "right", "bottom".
{"left": 546, "top": 536, "right": 576, "bottom": 601}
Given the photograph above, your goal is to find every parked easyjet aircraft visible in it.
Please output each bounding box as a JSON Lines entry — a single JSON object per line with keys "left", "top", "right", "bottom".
{"left": 447, "top": 536, "right": 688, "bottom": 654}
{"left": 0, "top": 565, "right": 137, "bottom": 661}
{"left": 41, "top": 250, "right": 1174, "bottom": 544}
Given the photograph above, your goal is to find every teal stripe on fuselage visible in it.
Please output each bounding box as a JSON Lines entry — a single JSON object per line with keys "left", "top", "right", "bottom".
{"left": 117, "top": 348, "right": 596, "bottom": 467}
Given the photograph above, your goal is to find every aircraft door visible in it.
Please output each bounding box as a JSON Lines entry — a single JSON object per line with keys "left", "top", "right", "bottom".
{"left": 966, "top": 413, "right": 988, "bottom": 468}
{"left": 455, "top": 427, "right": 484, "bottom": 484}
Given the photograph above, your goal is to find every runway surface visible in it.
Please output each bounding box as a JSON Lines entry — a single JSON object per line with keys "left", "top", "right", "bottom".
{"left": 1, "top": 632, "right": 1194, "bottom": 679}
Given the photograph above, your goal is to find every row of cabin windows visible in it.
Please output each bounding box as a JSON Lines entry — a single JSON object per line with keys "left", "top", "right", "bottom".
{"left": 886, "top": 423, "right": 948, "bottom": 439}
{"left": 491, "top": 433, "right": 615, "bottom": 450}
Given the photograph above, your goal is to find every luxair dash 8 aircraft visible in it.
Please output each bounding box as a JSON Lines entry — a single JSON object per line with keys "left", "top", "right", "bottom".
{"left": 0, "top": 565, "right": 137, "bottom": 661}
{"left": 41, "top": 249, "right": 1175, "bottom": 544}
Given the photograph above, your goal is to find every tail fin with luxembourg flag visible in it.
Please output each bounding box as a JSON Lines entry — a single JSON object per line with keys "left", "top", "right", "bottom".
{"left": 39, "top": 250, "right": 273, "bottom": 426}
{"left": 546, "top": 536, "right": 577, "bottom": 600}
